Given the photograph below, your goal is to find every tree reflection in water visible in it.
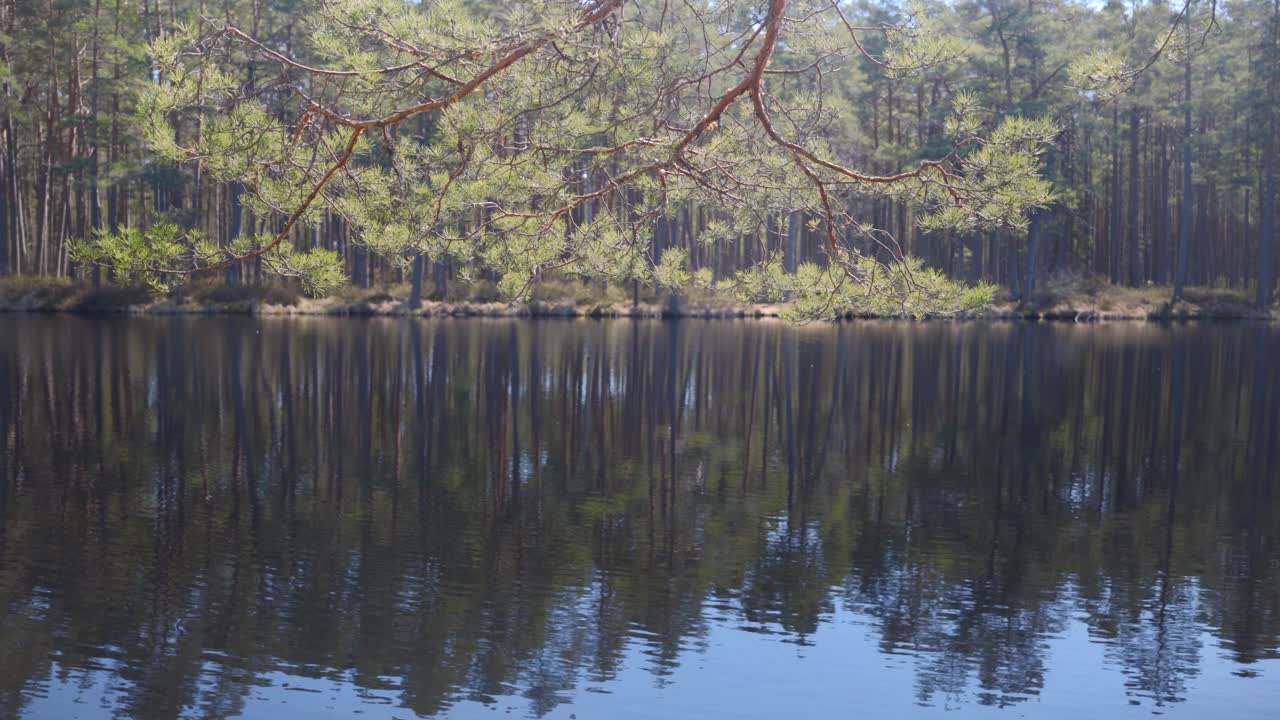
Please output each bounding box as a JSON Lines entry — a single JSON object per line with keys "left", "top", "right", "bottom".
{"left": 0, "top": 317, "right": 1276, "bottom": 718}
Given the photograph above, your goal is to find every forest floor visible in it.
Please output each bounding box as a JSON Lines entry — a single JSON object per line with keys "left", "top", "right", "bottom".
{"left": 993, "top": 274, "right": 1276, "bottom": 321}
{"left": 1, "top": 274, "right": 1275, "bottom": 321}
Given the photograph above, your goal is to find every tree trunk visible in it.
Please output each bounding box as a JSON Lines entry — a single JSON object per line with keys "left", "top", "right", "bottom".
{"left": 1259, "top": 127, "right": 1275, "bottom": 308}
{"left": 1024, "top": 149, "right": 1052, "bottom": 297}
{"left": 1109, "top": 107, "right": 1121, "bottom": 284}
{"left": 1025, "top": 210, "right": 1039, "bottom": 299}
{"left": 225, "top": 181, "right": 244, "bottom": 287}
{"left": 1173, "top": 50, "right": 1193, "bottom": 301}
{"left": 784, "top": 210, "right": 799, "bottom": 273}
{"left": 409, "top": 253, "right": 425, "bottom": 308}
{"left": 0, "top": 118, "right": 7, "bottom": 276}
{"left": 1155, "top": 127, "right": 1170, "bottom": 284}
{"left": 1127, "top": 108, "right": 1142, "bottom": 287}
{"left": 432, "top": 259, "right": 448, "bottom": 300}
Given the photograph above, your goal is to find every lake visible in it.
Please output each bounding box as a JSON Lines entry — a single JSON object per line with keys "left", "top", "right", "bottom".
{"left": 0, "top": 316, "right": 1277, "bottom": 719}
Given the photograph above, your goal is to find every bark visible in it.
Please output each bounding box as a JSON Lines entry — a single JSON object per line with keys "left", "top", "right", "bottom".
{"left": 409, "top": 253, "right": 425, "bottom": 308}
{"left": 1107, "top": 108, "right": 1121, "bottom": 283}
{"left": 1127, "top": 108, "right": 1142, "bottom": 287}
{"left": 1259, "top": 127, "right": 1275, "bottom": 308}
{"left": 1173, "top": 50, "right": 1193, "bottom": 302}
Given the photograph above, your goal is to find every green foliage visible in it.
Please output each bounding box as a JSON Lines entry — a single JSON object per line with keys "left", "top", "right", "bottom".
{"left": 12, "top": 0, "right": 1280, "bottom": 315}
{"left": 261, "top": 244, "right": 349, "bottom": 297}
{"left": 72, "top": 225, "right": 345, "bottom": 298}
{"left": 921, "top": 115, "right": 1058, "bottom": 233}
{"left": 653, "top": 248, "right": 692, "bottom": 291}
{"left": 881, "top": 0, "right": 972, "bottom": 76}
{"left": 733, "top": 254, "right": 996, "bottom": 320}
{"left": 70, "top": 224, "right": 194, "bottom": 292}
{"left": 1068, "top": 51, "right": 1132, "bottom": 102}
{"left": 104, "top": 0, "right": 1065, "bottom": 318}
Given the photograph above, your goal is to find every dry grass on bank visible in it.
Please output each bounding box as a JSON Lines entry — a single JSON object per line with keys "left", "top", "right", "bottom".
{"left": 0, "top": 275, "right": 81, "bottom": 307}
{"left": 1000, "top": 273, "right": 1273, "bottom": 320}
{"left": 0, "top": 276, "right": 156, "bottom": 312}
{"left": 1, "top": 272, "right": 1274, "bottom": 320}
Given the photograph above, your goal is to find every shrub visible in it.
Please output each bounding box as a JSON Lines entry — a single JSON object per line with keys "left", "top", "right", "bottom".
{"left": 332, "top": 282, "right": 412, "bottom": 304}
{"left": 67, "top": 285, "right": 154, "bottom": 312}
{"left": 1182, "top": 286, "right": 1252, "bottom": 306}
{"left": 526, "top": 275, "right": 634, "bottom": 306}
{"left": 195, "top": 284, "right": 301, "bottom": 306}
{"left": 0, "top": 276, "right": 81, "bottom": 306}
{"left": 461, "top": 279, "right": 502, "bottom": 303}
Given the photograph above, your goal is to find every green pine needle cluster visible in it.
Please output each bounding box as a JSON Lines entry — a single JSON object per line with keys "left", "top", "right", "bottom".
{"left": 83, "top": 0, "right": 1067, "bottom": 319}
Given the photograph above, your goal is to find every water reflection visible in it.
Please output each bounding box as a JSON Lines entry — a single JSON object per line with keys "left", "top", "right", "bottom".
{"left": 0, "top": 317, "right": 1277, "bottom": 718}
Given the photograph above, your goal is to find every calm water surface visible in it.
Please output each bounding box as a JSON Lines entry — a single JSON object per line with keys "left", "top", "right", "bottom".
{"left": 1, "top": 316, "right": 1278, "bottom": 719}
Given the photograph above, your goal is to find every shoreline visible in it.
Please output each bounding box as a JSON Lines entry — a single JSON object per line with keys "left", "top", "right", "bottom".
{"left": 2, "top": 295, "right": 1274, "bottom": 322}
{"left": 2, "top": 276, "right": 1274, "bottom": 322}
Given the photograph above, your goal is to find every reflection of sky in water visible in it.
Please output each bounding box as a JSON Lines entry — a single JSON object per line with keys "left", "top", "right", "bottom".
{"left": 22, "top": 600, "right": 1280, "bottom": 719}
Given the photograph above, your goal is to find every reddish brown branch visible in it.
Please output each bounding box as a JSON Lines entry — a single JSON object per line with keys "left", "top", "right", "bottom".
{"left": 204, "top": 127, "right": 365, "bottom": 270}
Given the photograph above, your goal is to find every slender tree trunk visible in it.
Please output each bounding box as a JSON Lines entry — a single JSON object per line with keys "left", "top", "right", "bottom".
{"left": 88, "top": 0, "right": 104, "bottom": 285}
{"left": 1109, "top": 107, "right": 1121, "bottom": 284}
{"left": 1008, "top": 232, "right": 1021, "bottom": 300}
{"left": 1259, "top": 126, "right": 1275, "bottom": 308}
{"left": 5, "top": 112, "right": 24, "bottom": 273}
{"left": 432, "top": 259, "right": 448, "bottom": 300}
{"left": 784, "top": 210, "right": 799, "bottom": 273}
{"left": 1024, "top": 212, "right": 1039, "bottom": 300}
{"left": 1024, "top": 149, "right": 1052, "bottom": 297}
{"left": 1155, "top": 127, "right": 1170, "bottom": 284}
{"left": 1174, "top": 49, "right": 1193, "bottom": 301}
{"left": 1128, "top": 108, "right": 1142, "bottom": 287}
{"left": 0, "top": 118, "right": 7, "bottom": 276}
{"left": 409, "top": 253, "right": 425, "bottom": 308}
{"left": 225, "top": 181, "right": 243, "bottom": 287}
